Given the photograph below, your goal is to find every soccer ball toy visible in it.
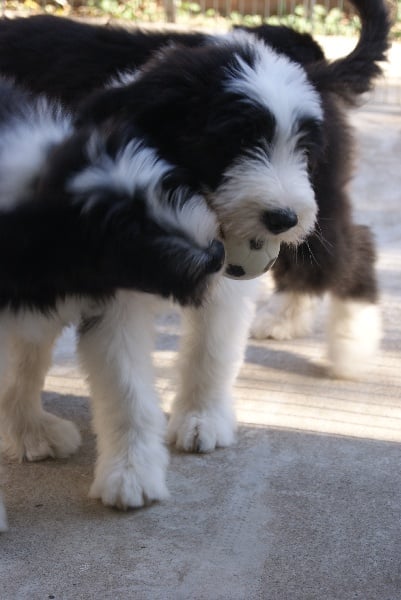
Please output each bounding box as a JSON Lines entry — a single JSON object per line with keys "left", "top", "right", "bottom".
{"left": 223, "top": 236, "right": 280, "bottom": 280}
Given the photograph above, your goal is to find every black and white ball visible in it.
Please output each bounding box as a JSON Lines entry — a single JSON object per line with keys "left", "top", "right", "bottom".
{"left": 224, "top": 236, "right": 280, "bottom": 280}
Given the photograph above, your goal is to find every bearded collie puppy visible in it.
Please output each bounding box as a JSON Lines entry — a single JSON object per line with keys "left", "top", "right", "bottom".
{"left": 0, "top": 0, "right": 390, "bottom": 529}
{"left": 76, "top": 0, "right": 390, "bottom": 379}
{"left": 0, "top": 77, "right": 224, "bottom": 529}
{"left": 0, "top": 1, "right": 390, "bottom": 379}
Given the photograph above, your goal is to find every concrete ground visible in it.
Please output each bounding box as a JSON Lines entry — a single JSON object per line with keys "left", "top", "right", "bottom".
{"left": 1, "top": 102, "right": 401, "bottom": 599}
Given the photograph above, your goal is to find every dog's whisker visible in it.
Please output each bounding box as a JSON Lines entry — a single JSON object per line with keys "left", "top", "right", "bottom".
{"left": 305, "top": 240, "right": 320, "bottom": 267}
{"left": 312, "top": 226, "right": 335, "bottom": 255}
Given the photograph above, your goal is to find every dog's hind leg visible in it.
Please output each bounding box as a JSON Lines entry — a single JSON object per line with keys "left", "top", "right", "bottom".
{"left": 327, "top": 225, "right": 381, "bottom": 379}
{"left": 327, "top": 296, "right": 381, "bottom": 379}
{"left": 250, "top": 290, "right": 318, "bottom": 341}
{"left": 78, "top": 291, "right": 169, "bottom": 509}
{"left": 0, "top": 315, "right": 80, "bottom": 462}
{"left": 250, "top": 223, "right": 381, "bottom": 379}
{"left": 250, "top": 236, "right": 327, "bottom": 342}
{"left": 167, "top": 277, "right": 259, "bottom": 453}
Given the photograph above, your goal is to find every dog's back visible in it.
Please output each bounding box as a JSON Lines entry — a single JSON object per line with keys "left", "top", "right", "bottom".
{"left": 0, "top": 15, "right": 210, "bottom": 106}
{"left": 0, "top": 14, "right": 326, "bottom": 108}
{"left": 234, "top": 23, "right": 325, "bottom": 64}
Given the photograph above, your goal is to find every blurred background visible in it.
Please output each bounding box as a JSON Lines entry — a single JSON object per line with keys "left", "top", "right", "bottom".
{"left": 0, "top": 0, "right": 400, "bottom": 104}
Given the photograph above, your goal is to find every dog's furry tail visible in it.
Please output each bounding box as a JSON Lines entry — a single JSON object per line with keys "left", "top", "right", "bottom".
{"left": 309, "top": 0, "right": 392, "bottom": 104}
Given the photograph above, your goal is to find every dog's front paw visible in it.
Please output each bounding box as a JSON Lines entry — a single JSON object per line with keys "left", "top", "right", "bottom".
{"left": 90, "top": 448, "right": 169, "bottom": 510}
{"left": 3, "top": 411, "right": 81, "bottom": 462}
{"left": 167, "top": 406, "right": 236, "bottom": 453}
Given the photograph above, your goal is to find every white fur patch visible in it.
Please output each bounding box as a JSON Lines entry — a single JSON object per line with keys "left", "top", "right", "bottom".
{"left": 210, "top": 146, "right": 317, "bottom": 245}
{"left": 70, "top": 138, "right": 219, "bottom": 247}
{"left": 0, "top": 98, "right": 71, "bottom": 209}
{"left": 69, "top": 136, "right": 170, "bottom": 201}
{"left": 107, "top": 68, "right": 140, "bottom": 88}
{"left": 328, "top": 297, "right": 382, "bottom": 379}
{"left": 225, "top": 36, "right": 323, "bottom": 125}
{"left": 168, "top": 192, "right": 219, "bottom": 247}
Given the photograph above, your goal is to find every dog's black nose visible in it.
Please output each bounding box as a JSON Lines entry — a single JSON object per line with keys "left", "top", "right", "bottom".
{"left": 261, "top": 208, "right": 298, "bottom": 234}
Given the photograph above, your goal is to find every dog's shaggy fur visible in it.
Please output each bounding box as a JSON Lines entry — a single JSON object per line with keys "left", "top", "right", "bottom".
{"left": 0, "top": 3, "right": 390, "bottom": 378}
{"left": 0, "top": 77, "right": 225, "bottom": 529}
{"left": 0, "top": 0, "right": 391, "bottom": 529}
{"left": 76, "top": 0, "right": 389, "bottom": 380}
{"left": 0, "top": 82, "right": 225, "bottom": 310}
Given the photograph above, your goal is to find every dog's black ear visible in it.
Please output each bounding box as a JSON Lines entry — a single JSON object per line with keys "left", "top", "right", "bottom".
{"left": 75, "top": 75, "right": 193, "bottom": 143}
{"left": 75, "top": 67, "right": 186, "bottom": 128}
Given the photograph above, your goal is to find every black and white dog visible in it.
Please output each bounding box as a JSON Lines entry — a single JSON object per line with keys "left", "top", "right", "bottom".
{"left": 0, "top": 0, "right": 390, "bottom": 528}
{"left": 0, "top": 2, "right": 390, "bottom": 378}
{"left": 0, "top": 77, "right": 225, "bottom": 529}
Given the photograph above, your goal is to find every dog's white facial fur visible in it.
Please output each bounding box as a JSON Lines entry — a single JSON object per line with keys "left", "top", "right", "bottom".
{"left": 209, "top": 39, "right": 322, "bottom": 245}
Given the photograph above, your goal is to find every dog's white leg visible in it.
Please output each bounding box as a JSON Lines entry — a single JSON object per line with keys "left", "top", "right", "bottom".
{"left": 0, "top": 317, "right": 80, "bottom": 462}
{"left": 327, "top": 296, "right": 381, "bottom": 379}
{"left": 250, "top": 291, "right": 317, "bottom": 340}
{"left": 78, "top": 292, "right": 169, "bottom": 509}
{"left": 167, "top": 277, "right": 258, "bottom": 452}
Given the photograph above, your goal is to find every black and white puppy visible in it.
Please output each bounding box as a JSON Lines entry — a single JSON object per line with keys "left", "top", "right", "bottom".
{"left": 0, "top": 2, "right": 390, "bottom": 378}
{"left": 76, "top": 0, "right": 390, "bottom": 379}
{"left": 0, "top": 32, "right": 324, "bottom": 525}
{"left": 0, "top": 77, "right": 224, "bottom": 530}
